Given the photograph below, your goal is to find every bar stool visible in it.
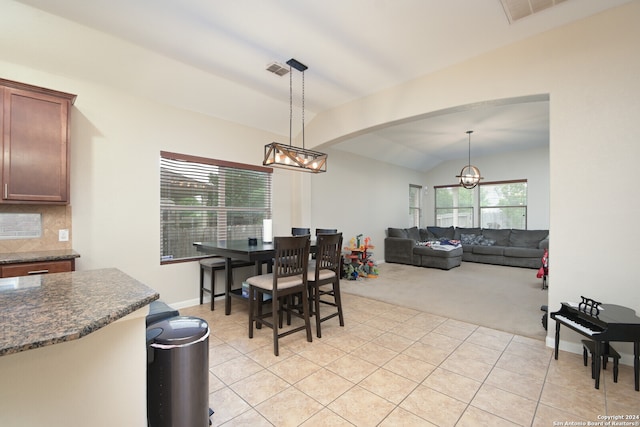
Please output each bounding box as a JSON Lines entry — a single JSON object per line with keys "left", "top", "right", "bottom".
{"left": 199, "top": 257, "right": 252, "bottom": 310}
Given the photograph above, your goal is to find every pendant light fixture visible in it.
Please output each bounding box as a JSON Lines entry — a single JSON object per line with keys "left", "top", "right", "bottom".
{"left": 263, "top": 58, "right": 327, "bottom": 173}
{"left": 456, "top": 130, "right": 483, "bottom": 189}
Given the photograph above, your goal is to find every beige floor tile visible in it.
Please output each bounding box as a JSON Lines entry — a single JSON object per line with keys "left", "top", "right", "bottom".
{"left": 383, "top": 353, "right": 437, "bottom": 383}
{"left": 432, "top": 321, "right": 475, "bottom": 340}
{"left": 230, "top": 369, "right": 291, "bottom": 406}
{"left": 209, "top": 372, "right": 226, "bottom": 393}
{"left": 295, "top": 368, "right": 354, "bottom": 406}
{"left": 504, "top": 339, "right": 553, "bottom": 363}
{"left": 378, "top": 407, "right": 437, "bottom": 426}
{"left": 467, "top": 329, "right": 512, "bottom": 351}
{"left": 370, "top": 331, "right": 414, "bottom": 352}
{"left": 219, "top": 408, "right": 273, "bottom": 426}
{"left": 342, "top": 321, "right": 384, "bottom": 341}
{"left": 299, "top": 408, "right": 354, "bottom": 426}
{"left": 209, "top": 343, "right": 243, "bottom": 367}
{"left": 419, "top": 331, "right": 464, "bottom": 352}
{"left": 255, "top": 387, "right": 324, "bottom": 427}
{"left": 539, "top": 381, "right": 606, "bottom": 420}
{"left": 297, "top": 340, "right": 347, "bottom": 366}
{"left": 210, "top": 355, "right": 265, "bottom": 385}
{"left": 453, "top": 341, "right": 503, "bottom": 366}
{"left": 423, "top": 367, "right": 482, "bottom": 403}
{"left": 349, "top": 341, "right": 398, "bottom": 366}
{"left": 363, "top": 315, "right": 402, "bottom": 332}
{"left": 484, "top": 366, "right": 544, "bottom": 400}
{"left": 358, "top": 367, "right": 419, "bottom": 404}
{"left": 496, "top": 351, "right": 549, "bottom": 381}
{"left": 532, "top": 403, "right": 592, "bottom": 427}
{"left": 471, "top": 383, "right": 537, "bottom": 426}
{"left": 268, "top": 354, "right": 322, "bottom": 384}
{"left": 328, "top": 385, "right": 396, "bottom": 426}
{"left": 209, "top": 387, "right": 252, "bottom": 426}
{"left": 323, "top": 332, "right": 369, "bottom": 353}
{"left": 325, "top": 353, "right": 378, "bottom": 383}
{"left": 403, "top": 340, "right": 454, "bottom": 365}
{"left": 456, "top": 406, "right": 520, "bottom": 426}
{"left": 439, "top": 351, "right": 494, "bottom": 382}
{"left": 400, "top": 384, "right": 468, "bottom": 427}
{"left": 386, "top": 323, "right": 429, "bottom": 341}
{"left": 245, "top": 343, "right": 296, "bottom": 367}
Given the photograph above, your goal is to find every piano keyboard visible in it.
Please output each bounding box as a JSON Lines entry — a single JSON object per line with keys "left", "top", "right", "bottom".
{"left": 553, "top": 314, "right": 602, "bottom": 336}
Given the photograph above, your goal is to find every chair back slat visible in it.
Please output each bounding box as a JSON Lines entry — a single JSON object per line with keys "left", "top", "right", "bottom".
{"left": 274, "top": 235, "right": 310, "bottom": 279}
{"left": 314, "top": 233, "right": 343, "bottom": 276}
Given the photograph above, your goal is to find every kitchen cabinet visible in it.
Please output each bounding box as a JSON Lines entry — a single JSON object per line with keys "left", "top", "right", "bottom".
{"left": 0, "top": 78, "right": 76, "bottom": 204}
{"left": 0, "top": 259, "right": 75, "bottom": 278}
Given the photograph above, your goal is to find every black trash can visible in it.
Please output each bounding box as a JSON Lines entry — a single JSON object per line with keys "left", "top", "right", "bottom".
{"left": 147, "top": 316, "right": 210, "bottom": 427}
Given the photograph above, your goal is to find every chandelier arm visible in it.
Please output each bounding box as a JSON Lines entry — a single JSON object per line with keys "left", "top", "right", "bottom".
{"left": 289, "top": 64, "right": 293, "bottom": 147}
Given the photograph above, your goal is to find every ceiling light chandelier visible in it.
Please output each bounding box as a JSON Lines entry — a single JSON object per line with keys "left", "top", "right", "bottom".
{"left": 263, "top": 58, "right": 327, "bottom": 173}
{"left": 456, "top": 130, "right": 483, "bottom": 189}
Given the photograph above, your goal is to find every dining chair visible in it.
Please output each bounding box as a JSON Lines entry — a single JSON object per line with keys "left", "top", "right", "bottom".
{"left": 246, "top": 235, "right": 312, "bottom": 356}
{"left": 307, "top": 232, "right": 344, "bottom": 338}
{"left": 292, "top": 227, "right": 311, "bottom": 236}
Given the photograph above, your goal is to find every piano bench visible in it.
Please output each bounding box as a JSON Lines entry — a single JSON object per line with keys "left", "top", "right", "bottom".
{"left": 582, "top": 340, "right": 620, "bottom": 383}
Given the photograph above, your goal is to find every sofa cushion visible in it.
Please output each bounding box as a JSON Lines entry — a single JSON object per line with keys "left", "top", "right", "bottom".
{"left": 504, "top": 247, "right": 544, "bottom": 258}
{"left": 454, "top": 227, "right": 482, "bottom": 240}
{"left": 405, "top": 226, "right": 421, "bottom": 241}
{"left": 482, "top": 229, "right": 511, "bottom": 246}
{"left": 427, "top": 226, "right": 454, "bottom": 240}
{"left": 414, "top": 245, "right": 463, "bottom": 258}
{"left": 509, "top": 229, "right": 549, "bottom": 248}
{"left": 472, "top": 245, "right": 504, "bottom": 256}
{"left": 388, "top": 227, "right": 408, "bottom": 238}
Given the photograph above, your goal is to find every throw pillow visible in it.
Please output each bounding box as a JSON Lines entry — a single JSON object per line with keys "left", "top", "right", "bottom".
{"left": 478, "top": 237, "right": 496, "bottom": 246}
{"left": 405, "top": 226, "right": 421, "bottom": 241}
{"left": 460, "top": 233, "right": 476, "bottom": 245}
{"left": 388, "top": 228, "right": 407, "bottom": 238}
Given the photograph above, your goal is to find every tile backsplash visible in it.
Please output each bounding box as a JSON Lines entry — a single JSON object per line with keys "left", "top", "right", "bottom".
{"left": 0, "top": 205, "right": 72, "bottom": 253}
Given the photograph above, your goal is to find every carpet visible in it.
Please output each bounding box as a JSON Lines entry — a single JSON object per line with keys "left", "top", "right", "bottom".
{"left": 340, "top": 261, "right": 548, "bottom": 340}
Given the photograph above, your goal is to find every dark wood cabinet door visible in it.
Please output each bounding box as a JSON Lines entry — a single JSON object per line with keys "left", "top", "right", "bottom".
{"left": 0, "top": 259, "right": 75, "bottom": 278}
{"left": 2, "top": 87, "right": 70, "bottom": 203}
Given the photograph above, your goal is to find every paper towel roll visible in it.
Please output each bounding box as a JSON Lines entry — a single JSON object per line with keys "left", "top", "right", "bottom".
{"left": 262, "top": 219, "right": 273, "bottom": 243}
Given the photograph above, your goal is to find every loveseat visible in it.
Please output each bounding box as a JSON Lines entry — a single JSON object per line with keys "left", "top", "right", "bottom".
{"left": 385, "top": 226, "right": 549, "bottom": 269}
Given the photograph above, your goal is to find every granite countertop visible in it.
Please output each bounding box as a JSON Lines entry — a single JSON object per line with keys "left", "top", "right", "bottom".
{"left": 0, "top": 249, "right": 81, "bottom": 265}
{"left": 0, "top": 268, "right": 159, "bottom": 356}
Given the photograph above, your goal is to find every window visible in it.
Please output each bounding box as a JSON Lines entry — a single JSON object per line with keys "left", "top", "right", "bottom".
{"left": 160, "top": 151, "right": 272, "bottom": 263}
{"left": 434, "top": 185, "right": 475, "bottom": 227}
{"left": 435, "top": 180, "right": 527, "bottom": 229}
{"left": 479, "top": 180, "right": 527, "bottom": 229}
{"left": 409, "top": 185, "right": 422, "bottom": 227}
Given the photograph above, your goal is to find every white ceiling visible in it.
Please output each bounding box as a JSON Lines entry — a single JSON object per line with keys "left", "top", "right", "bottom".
{"left": 14, "top": 0, "right": 631, "bottom": 171}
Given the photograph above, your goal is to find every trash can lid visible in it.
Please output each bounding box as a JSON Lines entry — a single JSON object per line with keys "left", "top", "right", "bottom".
{"left": 149, "top": 316, "right": 209, "bottom": 347}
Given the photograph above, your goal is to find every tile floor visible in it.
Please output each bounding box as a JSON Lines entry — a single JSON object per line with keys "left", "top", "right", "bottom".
{"left": 181, "top": 293, "right": 640, "bottom": 427}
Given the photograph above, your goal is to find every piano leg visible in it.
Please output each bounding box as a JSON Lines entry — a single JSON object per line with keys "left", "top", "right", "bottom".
{"left": 554, "top": 321, "right": 561, "bottom": 360}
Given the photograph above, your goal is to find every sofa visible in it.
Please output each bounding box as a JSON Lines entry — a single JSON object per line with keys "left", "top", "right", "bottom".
{"left": 385, "top": 226, "right": 549, "bottom": 269}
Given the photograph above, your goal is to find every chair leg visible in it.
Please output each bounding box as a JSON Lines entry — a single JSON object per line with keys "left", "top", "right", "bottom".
{"left": 313, "top": 283, "right": 322, "bottom": 338}
{"left": 301, "top": 284, "right": 313, "bottom": 343}
{"left": 199, "top": 266, "right": 205, "bottom": 305}
{"left": 210, "top": 268, "right": 216, "bottom": 311}
{"left": 248, "top": 285, "right": 255, "bottom": 339}
{"left": 334, "top": 278, "right": 345, "bottom": 327}
{"left": 271, "top": 294, "right": 280, "bottom": 356}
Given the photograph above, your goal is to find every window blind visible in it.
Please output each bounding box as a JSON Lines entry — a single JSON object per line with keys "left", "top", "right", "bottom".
{"left": 160, "top": 151, "right": 272, "bottom": 263}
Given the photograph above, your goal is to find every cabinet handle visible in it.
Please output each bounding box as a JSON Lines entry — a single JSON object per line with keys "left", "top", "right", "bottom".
{"left": 27, "top": 270, "right": 49, "bottom": 275}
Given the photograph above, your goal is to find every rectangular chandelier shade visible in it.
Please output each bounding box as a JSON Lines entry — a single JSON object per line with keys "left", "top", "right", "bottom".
{"left": 263, "top": 142, "right": 327, "bottom": 173}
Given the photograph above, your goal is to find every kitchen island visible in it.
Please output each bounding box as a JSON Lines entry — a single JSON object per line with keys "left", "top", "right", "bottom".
{"left": 0, "top": 268, "right": 159, "bottom": 427}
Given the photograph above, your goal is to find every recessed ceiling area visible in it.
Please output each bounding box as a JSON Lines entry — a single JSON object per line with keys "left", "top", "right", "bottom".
{"left": 329, "top": 96, "right": 550, "bottom": 172}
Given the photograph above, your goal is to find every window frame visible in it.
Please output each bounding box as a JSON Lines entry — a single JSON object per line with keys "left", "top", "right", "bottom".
{"left": 409, "top": 184, "right": 422, "bottom": 227}
{"left": 160, "top": 151, "right": 272, "bottom": 264}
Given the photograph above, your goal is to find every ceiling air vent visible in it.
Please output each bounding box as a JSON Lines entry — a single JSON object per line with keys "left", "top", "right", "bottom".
{"left": 266, "top": 62, "right": 289, "bottom": 76}
{"left": 500, "top": 0, "right": 568, "bottom": 23}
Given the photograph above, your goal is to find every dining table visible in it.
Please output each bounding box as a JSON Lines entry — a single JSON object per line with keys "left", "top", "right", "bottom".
{"left": 193, "top": 239, "right": 315, "bottom": 315}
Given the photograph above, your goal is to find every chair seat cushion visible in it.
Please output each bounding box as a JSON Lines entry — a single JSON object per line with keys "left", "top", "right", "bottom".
{"left": 308, "top": 270, "right": 336, "bottom": 281}
{"left": 246, "top": 273, "right": 304, "bottom": 290}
